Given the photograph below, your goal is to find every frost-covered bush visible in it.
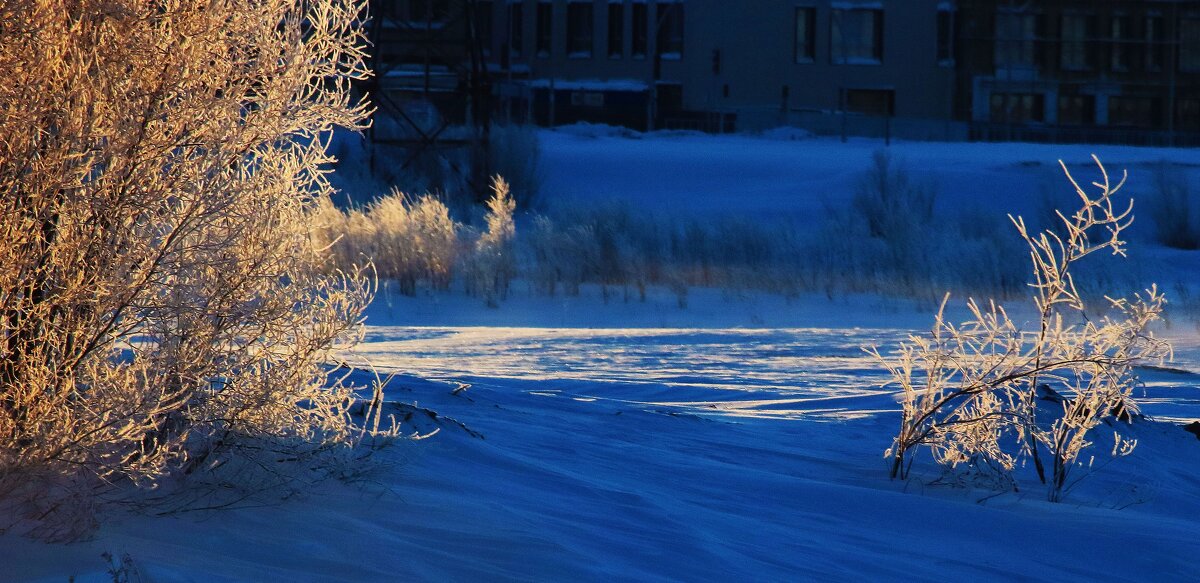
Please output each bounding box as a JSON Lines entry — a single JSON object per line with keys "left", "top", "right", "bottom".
{"left": 526, "top": 216, "right": 598, "bottom": 296}
{"left": 317, "top": 191, "right": 459, "bottom": 295}
{"left": 807, "top": 152, "right": 1024, "bottom": 300}
{"left": 876, "top": 158, "right": 1171, "bottom": 502}
{"left": 0, "top": 0, "right": 388, "bottom": 539}
{"left": 466, "top": 178, "right": 518, "bottom": 307}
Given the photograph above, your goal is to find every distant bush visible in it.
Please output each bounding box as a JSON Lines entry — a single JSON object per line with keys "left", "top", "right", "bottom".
{"left": 807, "top": 151, "right": 1024, "bottom": 301}
{"left": 466, "top": 178, "right": 518, "bottom": 307}
{"left": 316, "top": 191, "right": 460, "bottom": 296}
{"left": 1145, "top": 162, "right": 1200, "bottom": 250}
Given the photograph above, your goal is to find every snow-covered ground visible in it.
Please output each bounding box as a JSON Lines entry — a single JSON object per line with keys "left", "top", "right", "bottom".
{"left": 5, "top": 130, "right": 1200, "bottom": 581}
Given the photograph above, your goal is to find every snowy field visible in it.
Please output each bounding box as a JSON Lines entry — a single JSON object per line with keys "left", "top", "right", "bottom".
{"left": 5, "top": 130, "right": 1200, "bottom": 581}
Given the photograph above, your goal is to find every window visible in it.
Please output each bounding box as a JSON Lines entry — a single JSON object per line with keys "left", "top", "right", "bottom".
{"left": 995, "top": 12, "right": 1036, "bottom": 68}
{"left": 536, "top": 1, "right": 552, "bottom": 58}
{"left": 1178, "top": 99, "right": 1200, "bottom": 132}
{"left": 567, "top": 2, "right": 593, "bottom": 57}
{"left": 656, "top": 3, "right": 684, "bottom": 59}
{"left": 631, "top": 3, "right": 647, "bottom": 58}
{"left": 1060, "top": 14, "right": 1092, "bottom": 70}
{"left": 1145, "top": 15, "right": 1164, "bottom": 72}
{"left": 1110, "top": 15, "right": 1132, "bottom": 71}
{"left": 1181, "top": 18, "right": 1200, "bottom": 72}
{"left": 937, "top": 8, "right": 954, "bottom": 64}
{"left": 844, "top": 88, "right": 893, "bottom": 115}
{"left": 1109, "top": 96, "right": 1158, "bottom": 128}
{"left": 476, "top": 1, "right": 494, "bottom": 57}
{"left": 608, "top": 3, "right": 624, "bottom": 58}
{"left": 1058, "top": 95, "right": 1095, "bottom": 125}
{"left": 795, "top": 7, "right": 815, "bottom": 63}
{"left": 989, "top": 93, "right": 1045, "bottom": 123}
{"left": 408, "top": 0, "right": 451, "bottom": 23}
{"left": 508, "top": 3, "right": 523, "bottom": 59}
{"left": 832, "top": 9, "right": 883, "bottom": 64}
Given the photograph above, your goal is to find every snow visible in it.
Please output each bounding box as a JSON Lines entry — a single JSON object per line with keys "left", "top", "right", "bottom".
{"left": 5, "top": 129, "right": 1200, "bottom": 581}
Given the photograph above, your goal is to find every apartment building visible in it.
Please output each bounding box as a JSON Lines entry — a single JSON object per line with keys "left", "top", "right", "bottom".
{"left": 378, "top": 0, "right": 1200, "bottom": 143}
{"left": 956, "top": 0, "right": 1200, "bottom": 144}
{"left": 479, "top": 0, "right": 956, "bottom": 134}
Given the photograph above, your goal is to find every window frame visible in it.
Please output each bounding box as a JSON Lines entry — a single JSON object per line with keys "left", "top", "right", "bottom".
{"left": 794, "top": 6, "right": 816, "bottom": 64}
{"left": 831, "top": 8, "right": 883, "bottom": 65}
{"left": 566, "top": 1, "right": 594, "bottom": 58}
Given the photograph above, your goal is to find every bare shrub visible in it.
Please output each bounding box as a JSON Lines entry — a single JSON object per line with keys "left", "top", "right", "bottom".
{"left": 526, "top": 215, "right": 598, "bottom": 297}
{"left": 0, "top": 0, "right": 386, "bottom": 538}
{"left": 877, "top": 157, "right": 1171, "bottom": 502}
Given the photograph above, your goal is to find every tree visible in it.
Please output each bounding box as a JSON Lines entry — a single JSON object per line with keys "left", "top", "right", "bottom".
{"left": 0, "top": 0, "right": 375, "bottom": 538}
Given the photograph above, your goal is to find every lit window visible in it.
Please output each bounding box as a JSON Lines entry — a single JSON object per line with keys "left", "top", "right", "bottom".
{"left": 832, "top": 9, "right": 882, "bottom": 64}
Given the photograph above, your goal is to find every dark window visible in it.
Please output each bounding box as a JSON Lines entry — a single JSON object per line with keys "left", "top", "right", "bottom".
{"left": 1181, "top": 18, "right": 1200, "bottom": 72}
{"left": 656, "top": 3, "right": 684, "bottom": 58}
{"left": 1178, "top": 99, "right": 1200, "bottom": 131}
{"left": 1111, "top": 15, "right": 1132, "bottom": 71}
{"left": 508, "top": 3, "right": 523, "bottom": 58}
{"left": 845, "top": 89, "right": 894, "bottom": 116}
{"left": 990, "top": 93, "right": 1045, "bottom": 123}
{"left": 995, "top": 12, "right": 1036, "bottom": 68}
{"left": 536, "top": 2, "right": 553, "bottom": 57}
{"left": 608, "top": 3, "right": 624, "bottom": 58}
{"left": 476, "top": 1, "right": 493, "bottom": 57}
{"left": 1108, "top": 96, "right": 1158, "bottom": 128}
{"left": 832, "top": 9, "right": 883, "bottom": 64}
{"left": 795, "top": 7, "right": 815, "bottom": 63}
{"left": 1060, "top": 14, "right": 1092, "bottom": 70}
{"left": 937, "top": 9, "right": 954, "bottom": 64}
{"left": 567, "top": 2, "right": 593, "bottom": 57}
{"left": 632, "top": 3, "right": 647, "bottom": 58}
{"left": 1146, "top": 15, "right": 1164, "bottom": 72}
{"left": 1058, "top": 95, "right": 1095, "bottom": 125}
{"left": 408, "top": 0, "right": 451, "bottom": 23}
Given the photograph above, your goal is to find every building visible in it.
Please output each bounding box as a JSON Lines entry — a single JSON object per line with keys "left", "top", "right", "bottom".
{"left": 376, "top": 1, "right": 1200, "bottom": 144}
{"left": 481, "top": 0, "right": 958, "bottom": 137}
{"left": 956, "top": 0, "right": 1200, "bottom": 145}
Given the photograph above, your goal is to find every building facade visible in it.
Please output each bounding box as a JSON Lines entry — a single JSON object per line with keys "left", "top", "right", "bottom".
{"left": 379, "top": 0, "right": 1200, "bottom": 143}
{"left": 956, "top": 0, "right": 1200, "bottom": 144}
